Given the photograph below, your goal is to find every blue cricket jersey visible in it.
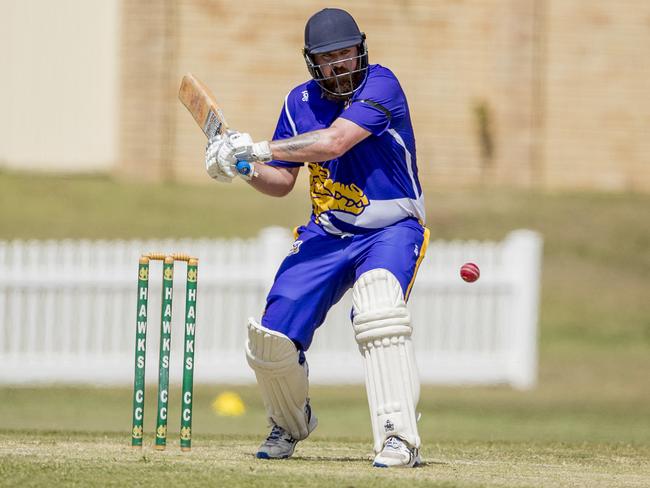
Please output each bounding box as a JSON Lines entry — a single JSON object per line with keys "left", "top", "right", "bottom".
{"left": 267, "top": 64, "right": 425, "bottom": 236}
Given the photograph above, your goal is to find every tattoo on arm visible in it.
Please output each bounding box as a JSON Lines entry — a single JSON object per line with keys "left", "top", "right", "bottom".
{"left": 275, "top": 133, "right": 321, "bottom": 154}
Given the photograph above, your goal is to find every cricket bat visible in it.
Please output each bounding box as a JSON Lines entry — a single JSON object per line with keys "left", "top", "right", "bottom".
{"left": 178, "top": 73, "right": 251, "bottom": 175}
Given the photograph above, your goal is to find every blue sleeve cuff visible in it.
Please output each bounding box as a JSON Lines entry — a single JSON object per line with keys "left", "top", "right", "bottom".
{"left": 266, "top": 160, "right": 304, "bottom": 168}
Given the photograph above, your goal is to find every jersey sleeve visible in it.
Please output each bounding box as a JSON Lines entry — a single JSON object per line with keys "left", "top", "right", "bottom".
{"left": 266, "top": 93, "right": 304, "bottom": 168}
{"left": 339, "top": 71, "right": 406, "bottom": 136}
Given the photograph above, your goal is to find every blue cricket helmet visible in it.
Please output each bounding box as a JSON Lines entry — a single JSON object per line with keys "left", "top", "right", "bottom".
{"left": 303, "top": 8, "right": 369, "bottom": 98}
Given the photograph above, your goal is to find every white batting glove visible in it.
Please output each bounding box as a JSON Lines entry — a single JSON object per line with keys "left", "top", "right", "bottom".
{"left": 205, "top": 134, "right": 235, "bottom": 182}
{"left": 206, "top": 131, "right": 271, "bottom": 181}
{"left": 229, "top": 132, "right": 273, "bottom": 166}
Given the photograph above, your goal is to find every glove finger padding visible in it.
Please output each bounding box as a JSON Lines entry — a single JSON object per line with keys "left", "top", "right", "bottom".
{"left": 205, "top": 135, "right": 235, "bottom": 181}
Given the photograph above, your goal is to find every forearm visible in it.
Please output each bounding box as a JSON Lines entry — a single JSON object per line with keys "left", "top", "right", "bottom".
{"left": 205, "top": 119, "right": 368, "bottom": 186}
{"left": 246, "top": 164, "right": 298, "bottom": 197}
{"left": 269, "top": 129, "right": 343, "bottom": 162}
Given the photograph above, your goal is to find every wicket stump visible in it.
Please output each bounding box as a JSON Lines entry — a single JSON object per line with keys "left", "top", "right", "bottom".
{"left": 131, "top": 253, "right": 198, "bottom": 451}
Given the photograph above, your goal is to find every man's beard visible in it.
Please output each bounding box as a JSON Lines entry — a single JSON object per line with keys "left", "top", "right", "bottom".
{"left": 321, "top": 69, "right": 364, "bottom": 101}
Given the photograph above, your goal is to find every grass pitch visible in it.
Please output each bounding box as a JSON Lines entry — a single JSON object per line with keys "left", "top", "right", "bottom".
{"left": 1, "top": 432, "right": 647, "bottom": 488}
{"left": 1, "top": 357, "right": 648, "bottom": 488}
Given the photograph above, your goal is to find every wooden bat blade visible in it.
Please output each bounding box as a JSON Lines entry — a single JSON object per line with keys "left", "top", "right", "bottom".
{"left": 178, "top": 73, "right": 229, "bottom": 138}
{"left": 178, "top": 73, "right": 253, "bottom": 177}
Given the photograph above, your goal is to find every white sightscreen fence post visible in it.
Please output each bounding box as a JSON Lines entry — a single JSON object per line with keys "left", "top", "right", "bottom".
{"left": 0, "top": 241, "right": 6, "bottom": 358}
{"left": 259, "top": 227, "right": 293, "bottom": 289}
{"left": 503, "top": 230, "right": 544, "bottom": 389}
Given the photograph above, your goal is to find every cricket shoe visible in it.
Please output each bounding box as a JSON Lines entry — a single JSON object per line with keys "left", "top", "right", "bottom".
{"left": 255, "top": 404, "right": 318, "bottom": 459}
{"left": 373, "top": 436, "right": 421, "bottom": 468}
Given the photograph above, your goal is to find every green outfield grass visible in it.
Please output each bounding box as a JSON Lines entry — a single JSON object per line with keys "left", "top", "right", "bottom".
{"left": 0, "top": 170, "right": 649, "bottom": 486}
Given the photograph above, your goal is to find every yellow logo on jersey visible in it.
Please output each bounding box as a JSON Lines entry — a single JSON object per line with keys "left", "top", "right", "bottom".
{"left": 309, "top": 163, "right": 369, "bottom": 219}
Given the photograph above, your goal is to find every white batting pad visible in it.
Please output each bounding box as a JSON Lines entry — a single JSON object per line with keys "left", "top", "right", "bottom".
{"left": 245, "top": 318, "right": 312, "bottom": 440}
{"left": 352, "top": 268, "right": 421, "bottom": 453}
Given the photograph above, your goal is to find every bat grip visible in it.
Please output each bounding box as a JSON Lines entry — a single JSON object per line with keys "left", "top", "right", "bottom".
{"left": 236, "top": 160, "right": 252, "bottom": 176}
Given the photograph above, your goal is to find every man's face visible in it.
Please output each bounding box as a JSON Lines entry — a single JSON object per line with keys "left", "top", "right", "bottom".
{"left": 313, "top": 46, "right": 360, "bottom": 95}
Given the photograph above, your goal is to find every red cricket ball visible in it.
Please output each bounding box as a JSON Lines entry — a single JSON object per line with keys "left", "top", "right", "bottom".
{"left": 460, "top": 262, "right": 480, "bottom": 283}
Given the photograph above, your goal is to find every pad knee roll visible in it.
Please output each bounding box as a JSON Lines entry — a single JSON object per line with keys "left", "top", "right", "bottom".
{"left": 245, "top": 318, "right": 312, "bottom": 440}
{"left": 352, "top": 269, "right": 421, "bottom": 452}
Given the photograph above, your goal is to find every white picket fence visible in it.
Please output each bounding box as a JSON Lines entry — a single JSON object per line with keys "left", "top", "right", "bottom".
{"left": 0, "top": 228, "right": 543, "bottom": 389}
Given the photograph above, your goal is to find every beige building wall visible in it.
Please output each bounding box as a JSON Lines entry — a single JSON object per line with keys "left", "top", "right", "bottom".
{"left": 119, "top": 0, "right": 543, "bottom": 187}
{"left": 0, "top": 0, "right": 120, "bottom": 171}
{"left": 2, "top": 0, "right": 648, "bottom": 191}
{"left": 120, "top": 0, "right": 650, "bottom": 191}
{"left": 542, "top": 0, "right": 650, "bottom": 191}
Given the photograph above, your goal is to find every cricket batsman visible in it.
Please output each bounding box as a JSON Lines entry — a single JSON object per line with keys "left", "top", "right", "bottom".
{"left": 205, "top": 8, "right": 428, "bottom": 468}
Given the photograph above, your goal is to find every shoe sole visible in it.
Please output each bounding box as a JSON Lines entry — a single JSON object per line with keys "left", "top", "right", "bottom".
{"left": 372, "top": 453, "right": 421, "bottom": 468}
{"left": 256, "top": 451, "right": 291, "bottom": 459}
{"left": 372, "top": 461, "right": 419, "bottom": 468}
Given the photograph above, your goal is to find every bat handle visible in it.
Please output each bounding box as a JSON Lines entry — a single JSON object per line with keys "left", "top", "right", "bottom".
{"left": 236, "top": 160, "right": 252, "bottom": 176}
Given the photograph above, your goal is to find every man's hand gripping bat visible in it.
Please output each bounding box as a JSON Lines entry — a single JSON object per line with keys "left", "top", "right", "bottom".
{"left": 178, "top": 73, "right": 252, "bottom": 176}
